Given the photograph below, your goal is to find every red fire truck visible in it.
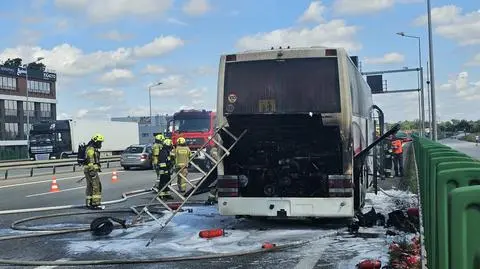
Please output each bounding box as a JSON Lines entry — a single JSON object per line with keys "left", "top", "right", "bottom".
{"left": 168, "top": 109, "right": 217, "bottom": 169}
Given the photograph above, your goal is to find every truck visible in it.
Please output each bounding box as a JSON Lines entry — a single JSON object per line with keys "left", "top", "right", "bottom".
{"left": 28, "top": 119, "right": 139, "bottom": 160}
{"left": 167, "top": 109, "right": 217, "bottom": 170}
{"left": 214, "top": 46, "right": 386, "bottom": 219}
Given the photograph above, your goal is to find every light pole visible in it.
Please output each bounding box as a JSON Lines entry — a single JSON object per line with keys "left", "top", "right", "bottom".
{"left": 426, "top": 61, "right": 432, "bottom": 136}
{"left": 148, "top": 82, "right": 162, "bottom": 142}
{"left": 25, "top": 57, "right": 44, "bottom": 156}
{"left": 427, "top": 0, "right": 438, "bottom": 141}
{"left": 396, "top": 32, "right": 425, "bottom": 136}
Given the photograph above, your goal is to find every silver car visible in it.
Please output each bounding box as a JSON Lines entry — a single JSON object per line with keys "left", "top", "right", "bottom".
{"left": 120, "top": 144, "right": 153, "bottom": 170}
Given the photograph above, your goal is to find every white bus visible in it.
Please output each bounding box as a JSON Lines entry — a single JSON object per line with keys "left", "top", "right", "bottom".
{"left": 215, "top": 46, "right": 376, "bottom": 218}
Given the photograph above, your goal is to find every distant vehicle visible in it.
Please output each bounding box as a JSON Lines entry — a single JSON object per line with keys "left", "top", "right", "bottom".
{"left": 29, "top": 119, "right": 139, "bottom": 160}
{"left": 120, "top": 144, "right": 153, "bottom": 170}
{"left": 214, "top": 46, "right": 387, "bottom": 219}
{"left": 167, "top": 109, "right": 217, "bottom": 170}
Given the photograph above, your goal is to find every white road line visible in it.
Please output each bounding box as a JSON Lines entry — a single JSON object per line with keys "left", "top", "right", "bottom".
{"left": 34, "top": 258, "right": 71, "bottom": 269}
{"left": 26, "top": 186, "right": 85, "bottom": 198}
{"left": 0, "top": 170, "right": 125, "bottom": 190}
{"left": 294, "top": 255, "right": 321, "bottom": 269}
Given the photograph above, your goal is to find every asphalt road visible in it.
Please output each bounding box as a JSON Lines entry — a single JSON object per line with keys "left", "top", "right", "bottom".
{"left": 0, "top": 164, "right": 413, "bottom": 269}
{"left": 440, "top": 138, "right": 480, "bottom": 159}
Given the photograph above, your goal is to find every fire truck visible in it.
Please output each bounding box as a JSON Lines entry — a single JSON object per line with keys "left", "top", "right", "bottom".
{"left": 168, "top": 109, "right": 217, "bottom": 170}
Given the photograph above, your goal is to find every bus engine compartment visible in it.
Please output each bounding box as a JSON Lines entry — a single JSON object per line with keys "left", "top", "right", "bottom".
{"left": 221, "top": 114, "right": 345, "bottom": 198}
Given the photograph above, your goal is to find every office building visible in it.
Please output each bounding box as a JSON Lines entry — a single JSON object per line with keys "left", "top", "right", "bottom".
{"left": 111, "top": 115, "right": 171, "bottom": 144}
{"left": 0, "top": 61, "right": 57, "bottom": 160}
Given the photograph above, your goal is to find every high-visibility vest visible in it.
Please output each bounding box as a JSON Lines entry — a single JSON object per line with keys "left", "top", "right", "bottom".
{"left": 392, "top": 140, "right": 403, "bottom": 154}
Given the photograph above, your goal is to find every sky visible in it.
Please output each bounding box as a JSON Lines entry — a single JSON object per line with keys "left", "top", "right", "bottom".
{"left": 0, "top": 0, "right": 479, "bottom": 122}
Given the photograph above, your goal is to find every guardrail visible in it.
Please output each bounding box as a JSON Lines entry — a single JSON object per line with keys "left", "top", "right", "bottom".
{"left": 0, "top": 156, "right": 121, "bottom": 180}
{"left": 412, "top": 135, "right": 480, "bottom": 269}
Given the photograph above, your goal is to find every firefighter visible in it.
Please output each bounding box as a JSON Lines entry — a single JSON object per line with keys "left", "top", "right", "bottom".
{"left": 174, "top": 137, "right": 191, "bottom": 193}
{"left": 152, "top": 134, "right": 164, "bottom": 189}
{"left": 84, "top": 133, "right": 105, "bottom": 210}
{"left": 391, "top": 136, "right": 404, "bottom": 177}
{"left": 157, "top": 138, "right": 174, "bottom": 199}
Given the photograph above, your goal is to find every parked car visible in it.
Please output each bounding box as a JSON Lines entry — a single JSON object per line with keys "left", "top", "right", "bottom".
{"left": 120, "top": 144, "right": 153, "bottom": 170}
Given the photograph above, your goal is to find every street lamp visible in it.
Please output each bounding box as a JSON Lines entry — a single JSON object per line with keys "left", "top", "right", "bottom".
{"left": 148, "top": 82, "right": 163, "bottom": 141}
{"left": 396, "top": 32, "right": 425, "bottom": 137}
{"left": 427, "top": 0, "right": 438, "bottom": 141}
{"left": 25, "top": 56, "right": 44, "bottom": 156}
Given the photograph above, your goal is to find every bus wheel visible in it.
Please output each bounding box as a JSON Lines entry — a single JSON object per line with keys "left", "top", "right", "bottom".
{"left": 60, "top": 153, "right": 68, "bottom": 159}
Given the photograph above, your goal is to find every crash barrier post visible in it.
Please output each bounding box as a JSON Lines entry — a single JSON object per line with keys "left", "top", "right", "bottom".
{"left": 0, "top": 156, "right": 121, "bottom": 180}
{"left": 412, "top": 134, "right": 480, "bottom": 269}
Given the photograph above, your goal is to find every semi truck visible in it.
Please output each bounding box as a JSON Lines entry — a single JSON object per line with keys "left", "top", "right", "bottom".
{"left": 214, "top": 46, "right": 388, "bottom": 218}
{"left": 28, "top": 119, "right": 139, "bottom": 160}
{"left": 167, "top": 109, "right": 217, "bottom": 170}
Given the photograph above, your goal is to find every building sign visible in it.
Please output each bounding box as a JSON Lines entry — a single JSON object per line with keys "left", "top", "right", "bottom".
{"left": 0, "top": 65, "right": 56, "bottom": 81}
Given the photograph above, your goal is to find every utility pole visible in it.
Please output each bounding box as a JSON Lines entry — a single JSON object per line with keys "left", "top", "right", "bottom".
{"left": 427, "top": 0, "right": 438, "bottom": 140}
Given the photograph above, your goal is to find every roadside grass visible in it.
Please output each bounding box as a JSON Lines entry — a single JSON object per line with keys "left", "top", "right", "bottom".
{"left": 460, "top": 133, "right": 479, "bottom": 143}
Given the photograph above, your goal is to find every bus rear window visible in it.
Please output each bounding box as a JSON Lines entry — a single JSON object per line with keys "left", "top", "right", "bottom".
{"left": 223, "top": 57, "right": 341, "bottom": 114}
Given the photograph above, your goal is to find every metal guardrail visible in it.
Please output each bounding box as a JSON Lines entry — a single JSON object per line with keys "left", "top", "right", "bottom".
{"left": 0, "top": 156, "right": 121, "bottom": 180}
{"left": 413, "top": 135, "right": 480, "bottom": 269}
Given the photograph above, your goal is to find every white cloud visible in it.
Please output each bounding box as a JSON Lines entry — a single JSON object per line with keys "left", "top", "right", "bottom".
{"left": 0, "top": 35, "right": 183, "bottom": 77}
{"left": 467, "top": 53, "right": 480, "bottom": 66}
{"left": 236, "top": 19, "right": 361, "bottom": 52}
{"left": 364, "top": 52, "right": 405, "bottom": 65}
{"left": 298, "top": 1, "right": 325, "bottom": 23}
{"left": 133, "top": 36, "right": 184, "bottom": 58}
{"left": 100, "top": 30, "right": 133, "bottom": 42}
{"left": 194, "top": 66, "right": 216, "bottom": 76}
{"left": 54, "top": 0, "right": 173, "bottom": 23}
{"left": 75, "top": 106, "right": 113, "bottom": 120}
{"left": 150, "top": 74, "right": 189, "bottom": 97}
{"left": 182, "top": 0, "right": 211, "bottom": 16}
{"left": 413, "top": 5, "right": 480, "bottom": 46}
{"left": 58, "top": 112, "right": 72, "bottom": 120}
{"left": 142, "top": 64, "right": 167, "bottom": 74}
{"left": 188, "top": 87, "right": 207, "bottom": 98}
{"left": 99, "top": 69, "right": 134, "bottom": 84}
{"left": 166, "top": 18, "right": 188, "bottom": 26}
{"left": 439, "top": 71, "right": 480, "bottom": 100}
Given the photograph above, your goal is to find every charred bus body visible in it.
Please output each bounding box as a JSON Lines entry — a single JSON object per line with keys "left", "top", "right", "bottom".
{"left": 215, "top": 47, "right": 376, "bottom": 218}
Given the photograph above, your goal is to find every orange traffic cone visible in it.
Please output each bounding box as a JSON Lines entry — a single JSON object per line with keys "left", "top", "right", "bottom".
{"left": 111, "top": 170, "right": 119, "bottom": 183}
{"left": 50, "top": 176, "right": 60, "bottom": 192}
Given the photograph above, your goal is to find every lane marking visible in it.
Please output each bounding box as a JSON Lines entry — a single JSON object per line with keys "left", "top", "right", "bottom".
{"left": 0, "top": 170, "right": 126, "bottom": 190}
{"left": 26, "top": 186, "right": 85, "bottom": 198}
{"left": 34, "top": 258, "right": 71, "bottom": 269}
{"left": 294, "top": 255, "right": 321, "bottom": 269}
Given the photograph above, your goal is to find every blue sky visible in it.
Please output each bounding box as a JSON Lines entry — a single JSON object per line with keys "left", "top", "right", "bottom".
{"left": 0, "top": 0, "right": 479, "bottom": 122}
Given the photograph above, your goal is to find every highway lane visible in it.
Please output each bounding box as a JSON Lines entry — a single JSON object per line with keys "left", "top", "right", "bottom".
{"left": 0, "top": 167, "right": 204, "bottom": 211}
{"left": 440, "top": 138, "right": 480, "bottom": 159}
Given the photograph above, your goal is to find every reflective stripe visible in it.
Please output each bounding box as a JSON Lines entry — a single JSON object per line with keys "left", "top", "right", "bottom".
{"left": 159, "top": 163, "right": 167, "bottom": 167}
{"left": 86, "top": 196, "right": 92, "bottom": 199}
{"left": 92, "top": 195, "right": 101, "bottom": 199}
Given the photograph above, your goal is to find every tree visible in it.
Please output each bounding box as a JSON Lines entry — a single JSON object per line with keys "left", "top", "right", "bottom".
{"left": 3, "top": 58, "right": 22, "bottom": 67}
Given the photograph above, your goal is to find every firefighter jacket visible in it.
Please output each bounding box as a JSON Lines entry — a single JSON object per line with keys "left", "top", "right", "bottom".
{"left": 158, "top": 146, "right": 172, "bottom": 169}
{"left": 85, "top": 146, "right": 100, "bottom": 171}
{"left": 152, "top": 143, "right": 163, "bottom": 165}
{"left": 174, "top": 145, "right": 191, "bottom": 167}
{"left": 392, "top": 139, "right": 403, "bottom": 154}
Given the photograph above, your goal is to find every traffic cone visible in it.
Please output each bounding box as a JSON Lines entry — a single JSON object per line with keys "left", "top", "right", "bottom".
{"left": 50, "top": 176, "right": 60, "bottom": 192}
{"left": 111, "top": 170, "right": 119, "bottom": 183}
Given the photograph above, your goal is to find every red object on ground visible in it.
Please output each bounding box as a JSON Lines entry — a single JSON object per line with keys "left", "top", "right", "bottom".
{"left": 167, "top": 202, "right": 182, "bottom": 210}
{"left": 199, "top": 229, "right": 224, "bottom": 238}
{"left": 357, "top": 259, "right": 381, "bottom": 269}
{"left": 407, "top": 208, "right": 419, "bottom": 217}
{"left": 261, "top": 242, "right": 276, "bottom": 249}
{"left": 406, "top": 255, "right": 421, "bottom": 265}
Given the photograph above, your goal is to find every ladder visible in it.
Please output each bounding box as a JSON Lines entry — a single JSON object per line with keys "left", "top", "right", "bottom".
{"left": 132, "top": 123, "right": 247, "bottom": 247}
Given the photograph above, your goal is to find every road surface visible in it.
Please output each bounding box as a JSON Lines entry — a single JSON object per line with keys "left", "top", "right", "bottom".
{"left": 440, "top": 138, "right": 480, "bottom": 159}
{"left": 0, "top": 165, "right": 416, "bottom": 268}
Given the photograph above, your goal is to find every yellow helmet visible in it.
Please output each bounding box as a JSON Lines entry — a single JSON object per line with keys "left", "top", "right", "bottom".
{"left": 163, "top": 138, "right": 172, "bottom": 146}
{"left": 155, "top": 134, "right": 165, "bottom": 141}
{"left": 177, "top": 137, "right": 186, "bottom": 145}
{"left": 92, "top": 133, "right": 105, "bottom": 142}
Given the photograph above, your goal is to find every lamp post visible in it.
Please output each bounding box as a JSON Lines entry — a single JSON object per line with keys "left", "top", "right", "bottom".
{"left": 25, "top": 57, "right": 44, "bottom": 157}
{"left": 427, "top": 0, "right": 437, "bottom": 141}
{"left": 396, "top": 32, "right": 425, "bottom": 136}
{"left": 148, "top": 82, "right": 162, "bottom": 142}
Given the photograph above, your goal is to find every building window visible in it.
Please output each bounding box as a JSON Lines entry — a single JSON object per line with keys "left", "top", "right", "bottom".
{"left": 5, "top": 123, "right": 19, "bottom": 140}
{"left": 4, "top": 100, "right": 18, "bottom": 116}
{"left": 0, "top": 76, "right": 17, "bottom": 90}
{"left": 40, "top": 103, "right": 51, "bottom": 118}
{"left": 23, "top": 123, "right": 32, "bottom": 137}
{"left": 27, "top": 80, "right": 51, "bottom": 94}
{"left": 23, "top": 101, "right": 35, "bottom": 117}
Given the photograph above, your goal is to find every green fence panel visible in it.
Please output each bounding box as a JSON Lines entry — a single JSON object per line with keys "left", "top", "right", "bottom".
{"left": 449, "top": 185, "right": 480, "bottom": 269}
{"left": 435, "top": 168, "right": 480, "bottom": 269}
{"left": 424, "top": 155, "right": 474, "bottom": 263}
